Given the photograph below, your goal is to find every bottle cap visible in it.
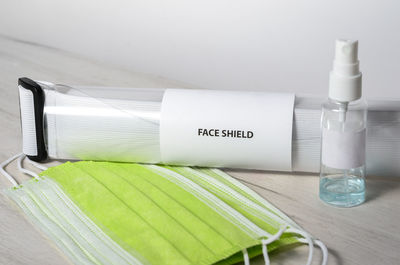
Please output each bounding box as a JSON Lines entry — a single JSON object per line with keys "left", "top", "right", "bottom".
{"left": 329, "top": 39, "right": 362, "bottom": 102}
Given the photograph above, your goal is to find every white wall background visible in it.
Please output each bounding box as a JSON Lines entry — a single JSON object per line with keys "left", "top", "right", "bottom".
{"left": 0, "top": 0, "right": 399, "bottom": 98}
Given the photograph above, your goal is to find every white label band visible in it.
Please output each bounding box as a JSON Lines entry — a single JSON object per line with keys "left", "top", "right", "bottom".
{"left": 322, "top": 128, "right": 366, "bottom": 169}
{"left": 160, "top": 89, "right": 295, "bottom": 171}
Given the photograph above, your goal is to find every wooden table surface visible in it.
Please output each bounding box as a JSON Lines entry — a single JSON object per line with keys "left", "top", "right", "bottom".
{"left": 0, "top": 36, "right": 399, "bottom": 265}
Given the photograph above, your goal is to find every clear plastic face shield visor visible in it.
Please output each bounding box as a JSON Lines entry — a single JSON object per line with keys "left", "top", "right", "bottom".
{"left": 18, "top": 77, "right": 400, "bottom": 176}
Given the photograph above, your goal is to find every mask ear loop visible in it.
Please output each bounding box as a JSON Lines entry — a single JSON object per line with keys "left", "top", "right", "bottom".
{"left": 26, "top": 158, "right": 48, "bottom": 171}
{"left": 314, "top": 239, "right": 328, "bottom": 265}
{"left": 0, "top": 153, "right": 24, "bottom": 187}
{"left": 0, "top": 153, "right": 48, "bottom": 187}
{"left": 286, "top": 228, "right": 314, "bottom": 265}
{"left": 242, "top": 248, "right": 250, "bottom": 265}
{"left": 16, "top": 154, "right": 41, "bottom": 179}
{"left": 261, "top": 225, "right": 287, "bottom": 265}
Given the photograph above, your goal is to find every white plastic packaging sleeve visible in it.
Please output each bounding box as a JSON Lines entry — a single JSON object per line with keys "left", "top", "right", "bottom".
{"left": 17, "top": 80, "right": 400, "bottom": 176}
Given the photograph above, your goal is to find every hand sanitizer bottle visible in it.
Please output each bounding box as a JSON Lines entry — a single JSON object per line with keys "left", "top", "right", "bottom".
{"left": 320, "top": 39, "right": 367, "bottom": 207}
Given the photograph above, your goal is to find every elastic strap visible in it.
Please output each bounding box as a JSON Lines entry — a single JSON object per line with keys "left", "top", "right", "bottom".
{"left": 0, "top": 153, "right": 23, "bottom": 186}
{"left": 314, "top": 239, "right": 328, "bottom": 265}
{"left": 261, "top": 225, "right": 287, "bottom": 265}
{"left": 242, "top": 248, "right": 250, "bottom": 265}
{"left": 0, "top": 153, "right": 46, "bottom": 187}
{"left": 26, "top": 158, "right": 48, "bottom": 171}
{"left": 296, "top": 235, "right": 328, "bottom": 265}
{"left": 287, "top": 228, "right": 314, "bottom": 265}
{"left": 17, "top": 154, "right": 40, "bottom": 179}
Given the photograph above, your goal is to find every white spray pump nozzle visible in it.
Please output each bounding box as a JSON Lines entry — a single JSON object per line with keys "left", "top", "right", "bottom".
{"left": 335, "top": 39, "right": 358, "bottom": 65}
{"left": 329, "top": 39, "right": 362, "bottom": 103}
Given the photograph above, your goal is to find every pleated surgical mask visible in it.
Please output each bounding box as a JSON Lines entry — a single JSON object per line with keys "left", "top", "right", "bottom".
{"left": 1, "top": 154, "right": 327, "bottom": 265}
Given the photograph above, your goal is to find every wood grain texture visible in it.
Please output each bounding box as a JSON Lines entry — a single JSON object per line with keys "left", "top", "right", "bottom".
{"left": 0, "top": 36, "right": 399, "bottom": 265}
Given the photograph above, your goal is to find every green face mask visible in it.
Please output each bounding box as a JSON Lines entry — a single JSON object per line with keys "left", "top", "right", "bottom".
{"left": 1, "top": 154, "right": 327, "bottom": 265}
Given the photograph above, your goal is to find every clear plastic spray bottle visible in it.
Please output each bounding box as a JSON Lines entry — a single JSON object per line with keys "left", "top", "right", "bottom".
{"left": 320, "top": 39, "right": 367, "bottom": 207}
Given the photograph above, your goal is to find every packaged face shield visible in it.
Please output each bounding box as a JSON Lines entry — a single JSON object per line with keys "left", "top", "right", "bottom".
{"left": 18, "top": 77, "right": 400, "bottom": 176}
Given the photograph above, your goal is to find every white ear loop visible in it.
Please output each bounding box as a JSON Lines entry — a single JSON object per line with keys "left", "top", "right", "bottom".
{"left": 0, "top": 153, "right": 48, "bottom": 187}
{"left": 26, "top": 158, "right": 48, "bottom": 171}
{"left": 0, "top": 153, "right": 23, "bottom": 187}
{"left": 259, "top": 225, "right": 328, "bottom": 265}
{"left": 314, "top": 239, "right": 328, "bottom": 265}
{"left": 16, "top": 154, "right": 40, "bottom": 179}
{"left": 261, "top": 225, "right": 287, "bottom": 265}
{"left": 242, "top": 248, "right": 250, "bottom": 265}
{"left": 286, "top": 228, "right": 314, "bottom": 265}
